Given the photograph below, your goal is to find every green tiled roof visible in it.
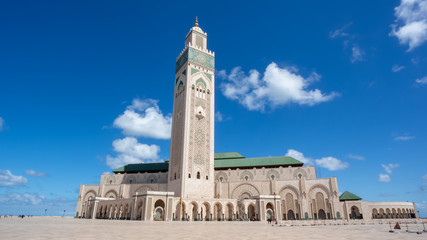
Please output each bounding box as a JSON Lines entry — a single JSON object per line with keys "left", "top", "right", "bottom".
{"left": 113, "top": 162, "right": 169, "bottom": 173}
{"left": 214, "top": 152, "right": 245, "bottom": 160}
{"left": 339, "top": 191, "right": 362, "bottom": 201}
{"left": 214, "top": 156, "right": 302, "bottom": 169}
{"left": 113, "top": 153, "right": 303, "bottom": 173}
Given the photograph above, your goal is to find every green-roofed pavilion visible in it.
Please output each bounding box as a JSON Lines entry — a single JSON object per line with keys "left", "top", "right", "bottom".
{"left": 339, "top": 191, "right": 362, "bottom": 201}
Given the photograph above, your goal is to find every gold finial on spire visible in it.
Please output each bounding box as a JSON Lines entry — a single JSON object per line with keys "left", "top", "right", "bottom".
{"left": 194, "top": 17, "right": 199, "bottom": 27}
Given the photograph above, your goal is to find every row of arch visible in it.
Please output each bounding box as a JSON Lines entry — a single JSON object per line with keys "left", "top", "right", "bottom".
{"left": 173, "top": 201, "right": 256, "bottom": 221}
{"left": 372, "top": 208, "right": 416, "bottom": 219}
{"left": 96, "top": 203, "right": 132, "bottom": 220}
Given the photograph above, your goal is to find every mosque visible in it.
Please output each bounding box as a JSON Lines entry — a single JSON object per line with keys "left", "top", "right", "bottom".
{"left": 75, "top": 20, "right": 418, "bottom": 222}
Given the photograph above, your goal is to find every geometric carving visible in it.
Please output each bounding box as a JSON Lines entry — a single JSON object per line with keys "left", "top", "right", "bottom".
{"left": 240, "top": 171, "right": 254, "bottom": 181}
{"left": 266, "top": 169, "right": 280, "bottom": 180}
{"left": 231, "top": 183, "right": 260, "bottom": 199}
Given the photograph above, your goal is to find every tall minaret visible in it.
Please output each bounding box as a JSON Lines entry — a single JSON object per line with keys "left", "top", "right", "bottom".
{"left": 168, "top": 19, "right": 215, "bottom": 199}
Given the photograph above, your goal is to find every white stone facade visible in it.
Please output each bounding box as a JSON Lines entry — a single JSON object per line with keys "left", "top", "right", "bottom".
{"left": 75, "top": 21, "right": 418, "bottom": 222}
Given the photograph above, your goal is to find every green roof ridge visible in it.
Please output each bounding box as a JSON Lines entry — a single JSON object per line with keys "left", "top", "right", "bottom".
{"left": 339, "top": 191, "right": 362, "bottom": 201}
{"left": 214, "top": 152, "right": 245, "bottom": 160}
{"left": 113, "top": 154, "right": 304, "bottom": 173}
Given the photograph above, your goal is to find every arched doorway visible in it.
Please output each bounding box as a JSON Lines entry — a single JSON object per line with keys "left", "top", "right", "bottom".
{"left": 136, "top": 200, "right": 143, "bottom": 220}
{"left": 202, "top": 202, "right": 210, "bottom": 221}
{"left": 287, "top": 210, "right": 295, "bottom": 220}
{"left": 266, "top": 202, "right": 274, "bottom": 221}
{"left": 175, "top": 202, "right": 186, "bottom": 220}
{"left": 372, "top": 208, "right": 378, "bottom": 219}
{"left": 379, "top": 208, "right": 385, "bottom": 218}
{"left": 214, "top": 203, "right": 222, "bottom": 221}
{"left": 350, "top": 206, "right": 362, "bottom": 219}
{"left": 190, "top": 202, "right": 198, "bottom": 221}
{"left": 385, "top": 208, "right": 391, "bottom": 219}
{"left": 155, "top": 208, "right": 163, "bottom": 220}
{"left": 248, "top": 204, "right": 256, "bottom": 220}
{"left": 318, "top": 209, "right": 326, "bottom": 220}
{"left": 153, "top": 199, "right": 165, "bottom": 221}
{"left": 225, "top": 203, "right": 234, "bottom": 221}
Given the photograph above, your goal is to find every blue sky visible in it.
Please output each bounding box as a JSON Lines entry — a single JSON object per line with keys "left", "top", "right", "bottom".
{"left": 0, "top": 0, "right": 426, "bottom": 217}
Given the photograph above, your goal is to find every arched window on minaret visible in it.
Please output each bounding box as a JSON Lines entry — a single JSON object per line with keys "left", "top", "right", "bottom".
{"left": 197, "top": 172, "right": 201, "bottom": 179}
{"left": 188, "top": 173, "right": 191, "bottom": 178}
{"left": 196, "top": 83, "right": 207, "bottom": 99}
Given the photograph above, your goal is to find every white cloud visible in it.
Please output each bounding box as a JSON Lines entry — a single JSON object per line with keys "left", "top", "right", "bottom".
{"left": 351, "top": 45, "right": 364, "bottom": 63}
{"left": 286, "top": 149, "right": 348, "bottom": 171}
{"left": 106, "top": 137, "right": 161, "bottom": 169}
{"left": 0, "top": 170, "right": 28, "bottom": 187}
{"left": 347, "top": 153, "right": 365, "bottom": 161}
{"left": 0, "top": 117, "right": 4, "bottom": 131}
{"left": 416, "top": 75, "right": 427, "bottom": 84}
{"left": 315, "top": 157, "right": 349, "bottom": 171}
{"left": 216, "top": 111, "right": 224, "bottom": 122}
{"left": 423, "top": 174, "right": 427, "bottom": 180}
{"left": 220, "top": 63, "right": 338, "bottom": 112}
{"left": 286, "top": 149, "right": 314, "bottom": 165}
{"left": 0, "top": 193, "right": 45, "bottom": 205}
{"left": 390, "top": 0, "right": 427, "bottom": 51}
{"left": 329, "top": 23, "right": 352, "bottom": 39}
{"left": 392, "top": 64, "right": 406, "bottom": 72}
{"left": 394, "top": 135, "right": 415, "bottom": 141}
{"left": 113, "top": 98, "right": 172, "bottom": 139}
{"left": 381, "top": 163, "right": 399, "bottom": 174}
{"left": 215, "top": 111, "right": 230, "bottom": 122}
{"left": 25, "top": 170, "right": 48, "bottom": 177}
{"left": 379, "top": 174, "right": 391, "bottom": 183}
{"left": 102, "top": 172, "right": 112, "bottom": 175}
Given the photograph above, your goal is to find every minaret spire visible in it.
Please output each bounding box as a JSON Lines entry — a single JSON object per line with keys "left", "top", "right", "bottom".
{"left": 194, "top": 17, "right": 199, "bottom": 27}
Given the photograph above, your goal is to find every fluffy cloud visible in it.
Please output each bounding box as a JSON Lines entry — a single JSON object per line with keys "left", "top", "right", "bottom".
{"left": 347, "top": 153, "right": 365, "bottom": 161}
{"left": 329, "top": 23, "right": 352, "bottom": 38}
{"left": 390, "top": 0, "right": 427, "bottom": 51}
{"left": 329, "top": 23, "right": 365, "bottom": 63}
{"left": 351, "top": 45, "right": 364, "bottom": 63}
{"left": 416, "top": 75, "right": 427, "bottom": 85}
{"left": 0, "top": 117, "right": 4, "bottom": 131}
{"left": 3, "top": 193, "right": 45, "bottom": 205}
{"left": 392, "top": 65, "right": 406, "bottom": 72}
{"left": 379, "top": 163, "right": 399, "bottom": 183}
{"left": 315, "top": 157, "right": 349, "bottom": 171}
{"left": 286, "top": 149, "right": 314, "bottom": 165}
{"left": 219, "top": 63, "right": 338, "bottom": 112}
{"left": 25, "top": 170, "right": 48, "bottom": 177}
{"left": 0, "top": 170, "right": 28, "bottom": 187}
{"left": 113, "top": 99, "right": 172, "bottom": 139}
{"left": 379, "top": 174, "right": 391, "bottom": 183}
{"left": 286, "top": 149, "right": 348, "bottom": 171}
{"left": 394, "top": 136, "right": 415, "bottom": 141}
{"left": 381, "top": 163, "right": 400, "bottom": 174}
{"left": 106, "top": 137, "right": 161, "bottom": 169}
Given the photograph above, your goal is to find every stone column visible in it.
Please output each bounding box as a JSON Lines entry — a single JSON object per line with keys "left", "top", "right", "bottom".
{"left": 92, "top": 200, "right": 99, "bottom": 220}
